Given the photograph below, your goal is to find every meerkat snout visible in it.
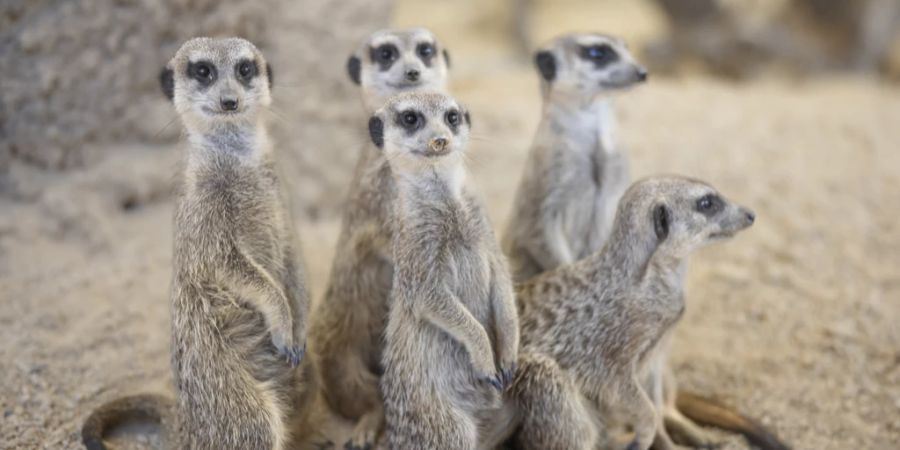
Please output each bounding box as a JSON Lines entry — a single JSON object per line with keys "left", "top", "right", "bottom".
{"left": 220, "top": 97, "right": 239, "bottom": 111}
{"left": 428, "top": 136, "right": 449, "bottom": 155}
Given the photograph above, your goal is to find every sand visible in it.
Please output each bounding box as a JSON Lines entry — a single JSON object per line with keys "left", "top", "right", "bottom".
{"left": 3, "top": 2, "right": 899, "bottom": 449}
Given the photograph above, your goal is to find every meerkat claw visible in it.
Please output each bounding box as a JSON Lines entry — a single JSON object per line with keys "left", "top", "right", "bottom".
{"left": 500, "top": 364, "right": 517, "bottom": 388}
{"left": 480, "top": 374, "right": 503, "bottom": 391}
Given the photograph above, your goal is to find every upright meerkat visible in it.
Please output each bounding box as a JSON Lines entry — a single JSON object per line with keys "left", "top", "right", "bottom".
{"left": 508, "top": 176, "right": 756, "bottom": 450}
{"left": 81, "top": 37, "right": 313, "bottom": 450}
{"left": 371, "top": 92, "right": 519, "bottom": 450}
{"left": 503, "top": 32, "right": 647, "bottom": 282}
{"left": 308, "top": 28, "right": 451, "bottom": 449}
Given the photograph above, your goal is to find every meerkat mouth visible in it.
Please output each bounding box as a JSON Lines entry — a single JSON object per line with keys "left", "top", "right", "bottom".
{"left": 202, "top": 107, "right": 246, "bottom": 117}
{"left": 412, "top": 148, "right": 451, "bottom": 158}
{"left": 387, "top": 81, "right": 422, "bottom": 89}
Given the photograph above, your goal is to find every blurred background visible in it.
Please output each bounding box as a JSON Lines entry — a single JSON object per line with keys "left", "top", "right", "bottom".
{"left": 1, "top": 0, "right": 898, "bottom": 448}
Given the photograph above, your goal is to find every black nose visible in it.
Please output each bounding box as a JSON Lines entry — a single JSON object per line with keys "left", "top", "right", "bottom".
{"left": 636, "top": 68, "right": 648, "bottom": 82}
{"left": 221, "top": 98, "right": 239, "bottom": 111}
{"left": 745, "top": 210, "right": 755, "bottom": 224}
{"left": 405, "top": 69, "right": 420, "bottom": 82}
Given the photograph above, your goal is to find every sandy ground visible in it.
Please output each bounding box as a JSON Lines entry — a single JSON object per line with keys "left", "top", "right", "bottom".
{"left": 3, "top": 72, "right": 898, "bottom": 450}
{"left": 3, "top": 2, "right": 900, "bottom": 448}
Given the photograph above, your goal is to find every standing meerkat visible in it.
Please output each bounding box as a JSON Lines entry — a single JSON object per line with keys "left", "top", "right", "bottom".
{"left": 308, "top": 28, "right": 451, "bottom": 449}
{"left": 503, "top": 32, "right": 647, "bottom": 282}
{"left": 508, "top": 176, "right": 756, "bottom": 450}
{"left": 370, "top": 92, "right": 519, "bottom": 450}
{"left": 81, "top": 37, "right": 314, "bottom": 450}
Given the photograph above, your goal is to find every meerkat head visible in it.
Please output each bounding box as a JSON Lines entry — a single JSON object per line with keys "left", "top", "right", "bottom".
{"left": 159, "top": 37, "right": 274, "bottom": 132}
{"left": 347, "top": 28, "right": 451, "bottom": 111}
{"left": 615, "top": 176, "right": 755, "bottom": 260}
{"left": 367, "top": 91, "right": 471, "bottom": 174}
{"left": 534, "top": 33, "right": 647, "bottom": 100}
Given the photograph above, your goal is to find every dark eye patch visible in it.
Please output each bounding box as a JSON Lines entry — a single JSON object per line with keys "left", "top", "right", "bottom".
{"left": 578, "top": 44, "right": 619, "bottom": 68}
{"left": 187, "top": 60, "right": 217, "bottom": 87}
{"left": 395, "top": 109, "right": 425, "bottom": 134}
{"left": 235, "top": 59, "right": 258, "bottom": 87}
{"left": 696, "top": 194, "right": 724, "bottom": 217}
{"left": 416, "top": 42, "right": 436, "bottom": 67}
{"left": 370, "top": 43, "right": 399, "bottom": 71}
{"left": 445, "top": 109, "right": 460, "bottom": 133}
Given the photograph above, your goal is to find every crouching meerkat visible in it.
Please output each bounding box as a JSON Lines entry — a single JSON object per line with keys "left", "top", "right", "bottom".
{"left": 503, "top": 33, "right": 647, "bottom": 283}
{"left": 308, "top": 28, "right": 451, "bottom": 449}
{"left": 369, "top": 92, "right": 519, "bottom": 450}
{"left": 509, "top": 176, "right": 757, "bottom": 450}
{"left": 81, "top": 37, "right": 314, "bottom": 450}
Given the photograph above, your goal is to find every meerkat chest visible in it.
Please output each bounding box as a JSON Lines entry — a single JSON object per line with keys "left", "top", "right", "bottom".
{"left": 444, "top": 235, "right": 493, "bottom": 318}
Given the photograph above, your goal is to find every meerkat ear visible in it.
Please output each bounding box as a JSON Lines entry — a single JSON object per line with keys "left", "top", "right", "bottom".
{"left": 266, "top": 63, "right": 274, "bottom": 90}
{"left": 368, "top": 115, "right": 384, "bottom": 148}
{"left": 653, "top": 204, "right": 671, "bottom": 242}
{"left": 347, "top": 55, "right": 361, "bottom": 85}
{"left": 159, "top": 66, "right": 175, "bottom": 101}
{"left": 535, "top": 50, "right": 556, "bottom": 82}
{"left": 464, "top": 110, "right": 471, "bottom": 127}
{"left": 443, "top": 49, "right": 451, "bottom": 68}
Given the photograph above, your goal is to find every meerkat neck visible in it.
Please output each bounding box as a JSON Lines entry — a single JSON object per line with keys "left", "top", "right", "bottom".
{"left": 592, "top": 219, "right": 661, "bottom": 282}
{"left": 543, "top": 94, "right": 617, "bottom": 154}
{"left": 187, "top": 120, "right": 272, "bottom": 166}
{"left": 395, "top": 163, "right": 466, "bottom": 208}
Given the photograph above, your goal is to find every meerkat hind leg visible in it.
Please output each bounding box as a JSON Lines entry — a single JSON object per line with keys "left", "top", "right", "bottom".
{"left": 511, "top": 353, "right": 596, "bottom": 450}
{"left": 347, "top": 404, "right": 383, "bottom": 450}
{"left": 661, "top": 367, "right": 719, "bottom": 448}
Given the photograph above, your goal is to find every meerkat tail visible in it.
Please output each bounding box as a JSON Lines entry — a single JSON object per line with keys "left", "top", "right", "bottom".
{"left": 675, "top": 391, "right": 791, "bottom": 450}
{"left": 81, "top": 393, "right": 175, "bottom": 450}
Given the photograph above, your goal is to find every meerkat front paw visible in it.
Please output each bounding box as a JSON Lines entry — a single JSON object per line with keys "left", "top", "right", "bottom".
{"left": 271, "top": 330, "right": 305, "bottom": 367}
{"left": 499, "top": 362, "right": 518, "bottom": 389}
{"left": 478, "top": 372, "right": 504, "bottom": 391}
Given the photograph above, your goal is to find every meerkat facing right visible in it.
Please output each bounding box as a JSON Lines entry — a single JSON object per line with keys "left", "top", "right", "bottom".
{"left": 308, "top": 28, "right": 452, "bottom": 449}
{"left": 371, "top": 92, "right": 519, "bottom": 449}
{"left": 509, "top": 176, "right": 756, "bottom": 450}
{"left": 503, "top": 32, "right": 647, "bottom": 282}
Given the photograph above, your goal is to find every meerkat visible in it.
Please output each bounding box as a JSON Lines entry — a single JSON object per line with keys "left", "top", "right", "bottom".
{"left": 308, "top": 28, "right": 451, "bottom": 449}
{"left": 503, "top": 32, "right": 647, "bottom": 283}
{"left": 347, "top": 27, "right": 451, "bottom": 112}
{"left": 369, "top": 91, "right": 519, "bottom": 450}
{"left": 507, "top": 176, "right": 756, "bottom": 450}
{"left": 81, "top": 37, "right": 314, "bottom": 450}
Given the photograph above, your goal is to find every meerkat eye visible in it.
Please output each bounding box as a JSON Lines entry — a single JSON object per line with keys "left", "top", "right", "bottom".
{"left": 376, "top": 44, "right": 398, "bottom": 62}
{"left": 580, "top": 45, "right": 613, "bottom": 62}
{"left": 237, "top": 60, "right": 257, "bottom": 80}
{"left": 446, "top": 110, "right": 460, "bottom": 127}
{"left": 397, "top": 110, "right": 423, "bottom": 131}
{"left": 696, "top": 194, "right": 724, "bottom": 215}
{"left": 188, "top": 61, "right": 216, "bottom": 85}
{"left": 417, "top": 43, "right": 435, "bottom": 58}
{"left": 402, "top": 111, "right": 418, "bottom": 125}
